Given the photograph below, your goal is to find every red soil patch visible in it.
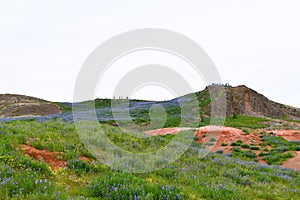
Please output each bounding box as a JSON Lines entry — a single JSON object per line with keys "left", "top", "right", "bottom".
{"left": 282, "top": 151, "right": 300, "bottom": 171}
{"left": 20, "top": 144, "right": 66, "bottom": 169}
{"left": 145, "top": 126, "right": 300, "bottom": 170}
{"left": 267, "top": 130, "right": 300, "bottom": 141}
{"left": 195, "top": 126, "right": 264, "bottom": 159}
{"left": 145, "top": 127, "right": 192, "bottom": 136}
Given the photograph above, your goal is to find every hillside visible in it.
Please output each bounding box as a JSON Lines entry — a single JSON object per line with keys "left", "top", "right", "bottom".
{"left": 0, "top": 94, "right": 64, "bottom": 117}
{"left": 195, "top": 85, "right": 300, "bottom": 120}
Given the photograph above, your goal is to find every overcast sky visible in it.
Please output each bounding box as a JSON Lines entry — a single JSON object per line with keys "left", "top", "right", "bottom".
{"left": 0, "top": 0, "right": 299, "bottom": 107}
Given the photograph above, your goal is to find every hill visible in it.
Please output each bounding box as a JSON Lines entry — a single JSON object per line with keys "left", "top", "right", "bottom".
{"left": 1, "top": 85, "right": 299, "bottom": 127}
{"left": 0, "top": 94, "right": 64, "bottom": 117}
{"left": 194, "top": 85, "right": 300, "bottom": 120}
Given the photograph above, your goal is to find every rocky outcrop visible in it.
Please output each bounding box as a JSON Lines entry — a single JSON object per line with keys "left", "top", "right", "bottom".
{"left": 194, "top": 85, "right": 300, "bottom": 120}
{"left": 225, "top": 85, "right": 299, "bottom": 119}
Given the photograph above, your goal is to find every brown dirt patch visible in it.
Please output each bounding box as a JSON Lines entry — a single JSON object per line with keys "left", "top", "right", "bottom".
{"left": 20, "top": 144, "right": 66, "bottom": 169}
{"left": 2, "top": 104, "right": 61, "bottom": 117}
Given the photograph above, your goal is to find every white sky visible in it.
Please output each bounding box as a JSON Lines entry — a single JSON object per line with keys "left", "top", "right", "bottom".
{"left": 0, "top": 0, "right": 299, "bottom": 107}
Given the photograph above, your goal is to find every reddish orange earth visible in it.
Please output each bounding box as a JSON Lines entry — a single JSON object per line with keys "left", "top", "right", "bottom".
{"left": 20, "top": 144, "right": 66, "bottom": 169}
{"left": 20, "top": 144, "right": 91, "bottom": 169}
{"left": 282, "top": 151, "right": 300, "bottom": 170}
{"left": 145, "top": 127, "right": 192, "bottom": 136}
{"left": 145, "top": 126, "right": 300, "bottom": 171}
{"left": 269, "top": 130, "right": 300, "bottom": 141}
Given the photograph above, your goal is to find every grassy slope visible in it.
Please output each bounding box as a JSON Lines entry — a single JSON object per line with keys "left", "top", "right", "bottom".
{"left": 0, "top": 120, "right": 300, "bottom": 199}
{"left": 225, "top": 115, "right": 269, "bottom": 129}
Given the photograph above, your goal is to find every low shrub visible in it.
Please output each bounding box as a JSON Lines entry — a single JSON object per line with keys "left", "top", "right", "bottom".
{"left": 241, "top": 144, "right": 250, "bottom": 149}
{"left": 250, "top": 146, "right": 260, "bottom": 150}
{"left": 231, "top": 142, "right": 240, "bottom": 147}
{"left": 259, "top": 143, "right": 267, "bottom": 147}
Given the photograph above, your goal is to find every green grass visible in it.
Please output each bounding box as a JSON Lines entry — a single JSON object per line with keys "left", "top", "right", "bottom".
{"left": 225, "top": 115, "right": 269, "bottom": 129}
{"left": 89, "top": 173, "right": 183, "bottom": 199}
{"left": 259, "top": 134, "right": 299, "bottom": 165}
{"left": 0, "top": 120, "right": 300, "bottom": 199}
{"left": 231, "top": 147, "right": 258, "bottom": 162}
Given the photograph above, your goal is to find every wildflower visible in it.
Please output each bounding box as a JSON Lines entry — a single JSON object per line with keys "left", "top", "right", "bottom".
{"left": 145, "top": 178, "right": 153, "bottom": 183}
{"left": 218, "top": 184, "right": 223, "bottom": 190}
{"left": 189, "top": 193, "right": 196, "bottom": 199}
{"left": 134, "top": 196, "right": 140, "bottom": 200}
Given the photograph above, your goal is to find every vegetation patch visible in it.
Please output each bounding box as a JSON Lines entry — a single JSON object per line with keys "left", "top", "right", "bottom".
{"left": 225, "top": 115, "right": 269, "bottom": 129}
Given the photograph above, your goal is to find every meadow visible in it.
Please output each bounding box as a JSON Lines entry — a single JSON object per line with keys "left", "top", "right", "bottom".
{"left": 0, "top": 119, "right": 300, "bottom": 199}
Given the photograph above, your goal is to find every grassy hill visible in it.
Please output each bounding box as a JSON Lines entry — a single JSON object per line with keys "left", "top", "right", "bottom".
{"left": 1, "top": 85, "right": 299, "bottom": 127}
